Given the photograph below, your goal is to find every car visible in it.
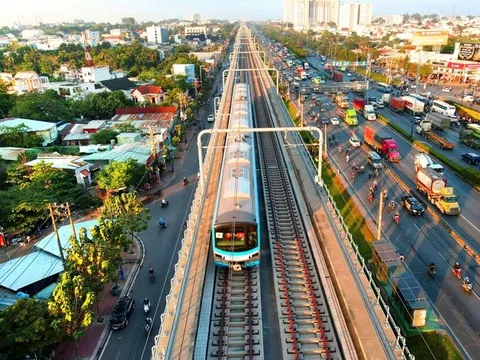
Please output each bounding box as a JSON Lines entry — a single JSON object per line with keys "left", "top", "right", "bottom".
{"left": 349, "top": 136, "right": 361, "bottom": 148}
{"left": 207, "top": 114, "right": 215, "bottom": 122}
{"left": 109, "top": 296, "right": 135, "bottom": 330}
{"left": 377, "top": 102, "right": 385, "bottom": 108}
{"left": 402, "top": 195, "right": 425, "bottom": 216}
{"left": 346, "top": 72, "right": 352, "bottom": 77}
{"left": 442, "top": 87, "right": 452, "bottom": 93}
{"left": 330, "top": 117, "right": 339, "bottom": 125}
{"left": 461, "top": 152, "right": 480, "bottom": 165}
{"left": 463, "top": 95, "right": 475, "bottom": 102}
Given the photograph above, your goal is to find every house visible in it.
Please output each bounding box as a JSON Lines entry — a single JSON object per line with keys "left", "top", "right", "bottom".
{"left": 0, "top": 118, "right": 58, "bottom": 146}
{"left": 83, "top": 120, "right": 107, "bottom": 133}
{"left": 46, "top": 81, "right": 101, "bottom": 99}
{"left": 0, "top": 147, "right": 38, "bottom": 161}
{"left": 130, "top": 85, "right": 165, "bottom": 104}
{"left": 25, "top": 155, "right": 92, "bottom": 187}
{"left": 117, "top": 132, "right": 142, "bottom": 145}
{"left": 13, "top": 71, "right": 49, "bottom": 94}
{"left": 112, "top": 106, "right": 178, "bottom": 138}
{"left": 99, "top": 77, "right": 137, "bottom": 96}
{"left": 81, "top": 141, "right": 159, "bottom": 169}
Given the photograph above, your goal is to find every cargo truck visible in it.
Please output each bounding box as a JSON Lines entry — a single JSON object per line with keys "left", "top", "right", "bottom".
{"left": 426, "top": 112, "right": 451, "bottom": 130}
{"left": 334, "top": 93, "right": 349, "bottom": 109}
{"left": 364, "top": 127, "right": 401, "bottom": 162}
{"left": 303, "top": 61, "right": 309, "bottom": 70}
{"left": 401, "top": 95, "right": 425, "bottom": 113}
{"left": 414, "top": 153, "right": 445, "bottom": 177}
{"left": 380, "top": 93, "right": 391, "bottom": 107}
{"left": 296, "top": 67, "right": 307, "bottom": 80}
{"left": 416, "top": 167, "right": 460, "bottom": 215}
{"left": 416, "top": 119, "right": 455, "bottom": 150}
{"left": 333, "top": 71, "right": 343, "bottom": 82}
{"left": 390, "top": 97, "right": 406, "bottom": 112}
{"left": 353, "top": 98, "right": 365, "bottom": 111}
{"left": 344, "top": 109, "right": 358, "bottom": 126}
{"left": 363, "top": 105, "right": 377, "bottom": 121}
{"left": 459, "top": 129, "right": 480, "bottom": 148}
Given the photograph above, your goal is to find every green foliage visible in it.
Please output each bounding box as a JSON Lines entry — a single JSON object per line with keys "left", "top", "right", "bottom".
{"left": 0, "top": 298, "right": 62, "bottom": 357}
{"left": 90, "top": 129, "right": 119, "bottom": 145}
{"left": 69, "top": 90, "right": 134, "bottom": 120}
{"left": 101, "top": 192, "right": 151, "bottom": 246}
{"left": 0, "top": 92, "right": 16, "bottom": 118}
{"left": 114, "top": 120, "right": 138, "bottom": 133}
{"left": 407, "top": 332, "right": 463, "bottom": 360}
{"left": 41, "top": 145, "right": 80, "bottom": 155}
{"left": 48, "top": 272, "right": 95, "bottom": 342}
{"left": 0, "top": 124, "right": 44, "bottom": 147}
{"left": 171, "top": 136, "right": 181, "bottom": 146}
{"left": 9, "top": 90, "right": 74, "bottom": 121}
{"left": 96, "top": 159, "right": 146, "bottom": 192}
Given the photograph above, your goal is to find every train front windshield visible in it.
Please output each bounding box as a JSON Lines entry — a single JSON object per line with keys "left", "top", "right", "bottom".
{"left": 215, "top": 224, "right": 257, "bottom": 252}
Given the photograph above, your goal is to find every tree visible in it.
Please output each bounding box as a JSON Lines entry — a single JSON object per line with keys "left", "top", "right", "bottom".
{"left": 0, "top": 82, "right": 16, "bottom": 117}
{"left": 9, "top": 90, "right": 74, "bottom": 121}
{"left": 90, "top": 129, "right": 119, "bottom": 145}
{"left": 101, "top": 192, "right": 151, "bottom": 245}
{"left": 114, "top": 120, "right": 138, "bottom": 133}
{"left": 0, "top": 124, "right": 44, "bottom": 147}
{"left": 96, "top": 159, "right": 146, "bottom": 193}
{"left": 48, "top": 272, "right": 95, "bottom": 357}
{"left": 0, "top": 298, "right": 62, "bottom": 358}
{"left": 70, "top": 91, "right": 134, "bottom": 120}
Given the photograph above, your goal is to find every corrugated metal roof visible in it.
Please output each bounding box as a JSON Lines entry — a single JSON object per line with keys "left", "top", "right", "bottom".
{"left": 80, "top": 142, "right": 153, "bottom": 164}
{"left": 35, "top": 219, "right": 98, "bottom": 258}
{"left": 0, "top": 147, "right": 36, "bottom": 161}
{"left": 33, "top": 282, "right": 57, "bottom": 300}
{"left": 25, "top": 157, "right": 88, "bottom": 170}
{"left": 0, "top": 252, "right": 63, "bottom": 291}
{"left": 0, "top": 118, "right": 56, "bottom": 132}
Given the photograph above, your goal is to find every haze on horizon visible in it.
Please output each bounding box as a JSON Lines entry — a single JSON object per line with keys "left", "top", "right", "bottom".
{"left": 0, "top": 0, "right": 477, "bottom": 26}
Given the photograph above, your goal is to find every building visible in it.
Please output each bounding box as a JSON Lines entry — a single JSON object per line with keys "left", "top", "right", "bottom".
{"left": 20, "top": 29, "right": 44, "bottom": 39}
{"left": 185, "top": 13, "right": 201, "bottom": 22}
{"left": 81, "top": 66, "right": 125, "bottom": 83}
{"left": 0, "top": 118, "right": 58, "bottom": 146}
{"left": 99, "top": 77, "right": 137, "bottom": 96}
{"left": 122, "top": 17, "right": 136, "bottom": 25}
{"left": 172, "top": 64, "right": 196, "bottom": 82}
{"left": 117, "top": 132, "right": 142, "bottom": 145}
{"left": 339, "top": 3, "right": 372, "bottom": 31}
{"left": 82, "top": 30, "right": 100, "bottom": 47}
{"left": 46, "top": 81, "right": 99, "bottom": 100}
{"left": 383, "top": 15, "right": 403, "bottom": 26}
{"left": 292, "top": 0, "right": 311, "bottom": 29}
{"left": 185, "top": 26, "right": 207, "bottom": 38}
{"left": 146, "top": 26, "right": 169, "bottom": 44}
{"left": 112, "top": 106, "right": 178, "bottom": 138}
{"left": 13, "top": 71, "right": 49, "bottom": 94}
{"left": 284, "top": 0, "right": 294, "bottom": 23}
{"left": 130, "top": 85, "right": 165, "bottom": 104}
{"left": 0, "top": 147, "right": 37, "bottom": 161}
{"left": 25, "top": 156, "right": 92, "bottom": 187}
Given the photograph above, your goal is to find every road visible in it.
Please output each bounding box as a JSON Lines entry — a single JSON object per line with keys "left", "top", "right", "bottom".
{"left": 99, "top": 70, "right": 224, "bottom": 360}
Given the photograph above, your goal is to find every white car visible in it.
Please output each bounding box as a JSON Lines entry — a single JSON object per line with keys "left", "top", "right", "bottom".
{"left": 207, "top": 114, "right": 215, "bottom": 122}
{"left": 330, "top": 117, "right": 339, "bottom": 125}
{"left": 346, "top": 73, "right": 352, "bottom": 77}
{"left": 442, "top": 87, "right": 452, "bottom": 93}
{"left": 349, "top": 136, "right": 361, "bottom": 148}
{"left": 377, "top": 102, "right": 385, "bottom": 108}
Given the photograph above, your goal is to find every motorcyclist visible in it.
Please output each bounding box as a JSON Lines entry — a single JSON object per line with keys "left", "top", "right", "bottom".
{"left": 462, "top": 276, "right": 471, "bottom": 286}
{"left": 453, "top": 262, "right": 461, "bottom": 271}
{"left": 159, "top": 218, "right": 166, "bottom": 227}
{"left": 144, "top": 297, "right": 150, "bottom": 306}
{"left": 149, "top": 268, "right": 155, "bottom": 277}
{"left": 394, "top": 212, "right": 400, "bottom": 224}
{"left": 145, "top": 317, "right": 153, "bottom": 330}
{"left": 161, "top": 198, "right": 168, "bottom": 206}
{"left": 428, "top": 263, "right": 437, "bottom": 273}
{"left": 389, "top": 200, "right": 396, "bottom": 210}
{"left": 183, "top": 176, "right": 189, "bottom": 185}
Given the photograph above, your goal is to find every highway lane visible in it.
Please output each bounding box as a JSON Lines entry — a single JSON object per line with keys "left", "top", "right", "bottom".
{"left": 99, "top": 72, "right": 223, "bottom": 360}
{"left": 313, "top": 98, "right": 480, "bottom": 359}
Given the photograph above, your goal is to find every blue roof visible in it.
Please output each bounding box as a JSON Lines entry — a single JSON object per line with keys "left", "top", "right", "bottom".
{"left": 33, "top": 282, "right": 57, "bottom": 300}
{"left": 0, "top": 252, "right": 63, "bottom": 292}
{"left": 35, "top": 219, "right": 98, "bottom": 258}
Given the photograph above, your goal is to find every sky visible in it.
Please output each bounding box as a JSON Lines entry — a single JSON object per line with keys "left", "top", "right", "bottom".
{"left": 0, "top": 0, "right": 477, "bottom": 27}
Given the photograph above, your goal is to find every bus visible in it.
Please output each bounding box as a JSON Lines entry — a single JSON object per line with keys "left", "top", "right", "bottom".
{"left": 431, "top": 100, "right": 456, "bottom": 117}
{"left": 377, "top": 82, "right": 392, "bottom": 93}
{"left": 411, "top": 94, "right": 428, "bottom": 103}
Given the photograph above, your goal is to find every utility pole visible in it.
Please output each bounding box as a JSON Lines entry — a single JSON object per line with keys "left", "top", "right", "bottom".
{"left": 377, "top": 188, "right": 384, "bottom": 241}
{"left": 365, "top": 51, "right": 371, "bottom": 102}
{"left": 49, "top": 203, "right": 75, "bottom": 265}
{"left": 300, "top": 98, "right": 304, "bottom": 127}
{"left": 324, "top": 122, "right": 328, "bottom": 157}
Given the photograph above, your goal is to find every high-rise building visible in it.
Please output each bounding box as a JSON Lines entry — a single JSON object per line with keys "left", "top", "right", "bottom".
{"left": 82, "top": 30, "right": 100, "bottom": 47}
{"left": 184, "top": 13, "right": 201, "bottom": 22}
{"left": 285, "top": 0, "right": 340, "bottom": 28}
{"left": 146, "top": 26, "right": 169, "bottom": 44}
{"left": 339, "top": 3, "right": 372, "bottom": 31}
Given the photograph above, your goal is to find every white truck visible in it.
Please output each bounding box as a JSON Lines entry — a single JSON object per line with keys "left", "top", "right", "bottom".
{"left": 401, "top": 95, "right": 425, "bottom": 113}
{"left": 363, "top": 104, "right": 377, "bottom": 121}
{"left": 379, "top": 93, "right": 391, "bottom": 108}
{"left": 414, "top": 153, "right": 444, "bottom": 177}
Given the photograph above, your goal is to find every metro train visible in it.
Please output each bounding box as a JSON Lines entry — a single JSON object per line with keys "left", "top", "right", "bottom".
{"left": 211, "top": 83, "right": 260, "bottom": 270}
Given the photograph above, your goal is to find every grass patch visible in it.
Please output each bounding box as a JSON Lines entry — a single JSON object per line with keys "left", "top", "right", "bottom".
{"left": 378, "top": 115, "right": 480, "bottom": 187}
{"left": 321, "top": 161, "right": 374, "bottom": 259}
{"left": 407, "top": 332, "right": 463, "bottom": 360}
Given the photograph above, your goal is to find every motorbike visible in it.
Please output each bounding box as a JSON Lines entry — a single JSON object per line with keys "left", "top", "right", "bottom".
{"left": 144, "top": 319, "right": 152, "bottom": 333}
{"left": 462, "top": 281, "right": 473, "bottom": 294}
{"left": 160, "top": 200, "right": 169, "bottom": 208}
{"left": 150, "top": 273, "right": 156, "bottom": 284}
{"left": 144, "top": 302, "right": 151, "bottom": 314}
{"left": 159, "top": 222, "right": 167, "bottom": 229}
{"left": 183, "top": 178, "right": 189, "bottom": 186}
{"left": 427, "top": 268, "right": 437, "bottom": 278}
{"left": 452, "top": 267, "right": 462, "bottom": 279}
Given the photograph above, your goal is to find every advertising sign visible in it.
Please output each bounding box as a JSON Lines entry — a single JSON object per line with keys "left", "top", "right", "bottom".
{"left": 412, "top": 30, "right": 448, "bottom": 46}
{"left": 457, "top": 43, "right": 480, "bottom": 63}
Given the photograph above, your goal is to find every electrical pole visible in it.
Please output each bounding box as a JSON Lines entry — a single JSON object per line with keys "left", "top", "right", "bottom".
{"left": 324, "top": 122, "right": 328, "bottom": 157}
{"left": 365, "top": 51, "right": 371, "bottom": 102}
{"left": 300, "top": 98, "right": 304, "bottom": 127}
{"left": 377, "top": 188, "right": 384, "bottom": 241}
{"left": 48, "top": 203, "right": 76, "bottom": 265}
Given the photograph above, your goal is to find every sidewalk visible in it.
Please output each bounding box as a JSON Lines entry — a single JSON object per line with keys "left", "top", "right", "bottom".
{"left": 52, "top": 237, "right": 142, "bottom": 360}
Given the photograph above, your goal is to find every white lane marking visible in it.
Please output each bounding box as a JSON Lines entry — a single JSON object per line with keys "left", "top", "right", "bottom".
{"left": 460, "top": 214, "right": 480, "bottom": 234}
{"left": 437, "top": 251, "right": 446, "bottom": 261}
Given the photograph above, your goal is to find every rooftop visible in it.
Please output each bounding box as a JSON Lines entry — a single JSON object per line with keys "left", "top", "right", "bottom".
{"left": 0, "top": 118, "right": 56, "bottom": 132}
{"left": 25, "top": 156, "right": 88, "bottom": 171}
{"left": 0, "top": 147, "right": 37, "bottom": 161}
{"left": 132, "top": 85, "right": 164, "bottom": 95}
{"left": 14, "top": 71, "right": 39, "bottom": 80}
{"left": 84, "top": 120, "right": 106, "bottom": 130}
{"left": 81, "top": 141, "right": 154, "bottom": 164}
{"left": 100, "top": 77, "right": 137, "bottom": 91}
{"left": 0, "top": 252, "right": 63, "bottom": 292}
{"left": 35, "top": 219, "right": 98, "bottom": 258}
{"left": 112, "top": 106, "right": 177, "bottom": 122}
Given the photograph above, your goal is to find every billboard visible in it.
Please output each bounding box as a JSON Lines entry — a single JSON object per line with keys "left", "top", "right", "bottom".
{"left": 411, "top": 30, "right": 448, "bottom": 46}
{"left": 457, "top": 43, "right": 480, "bottom": 63}
{"left": 172, "top": 64, "right": 195, "bottom": 82}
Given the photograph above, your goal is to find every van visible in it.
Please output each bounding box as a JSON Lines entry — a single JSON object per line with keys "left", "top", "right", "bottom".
{"left": 367, "top": 151, "right": 383, "bottom": 169}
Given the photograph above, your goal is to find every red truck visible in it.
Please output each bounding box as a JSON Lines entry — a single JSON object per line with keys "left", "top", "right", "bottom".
{"left": 333, "top": 71, "right": 343, "bottom": 82}
{"left": 390, "top": 97, "right": 406, "bottom": 112}
{"left": 364, "top": 127, "right": 401, "bottom": 162}
{"left": 353, "top": 98, "right": 366, "bottom": 111}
